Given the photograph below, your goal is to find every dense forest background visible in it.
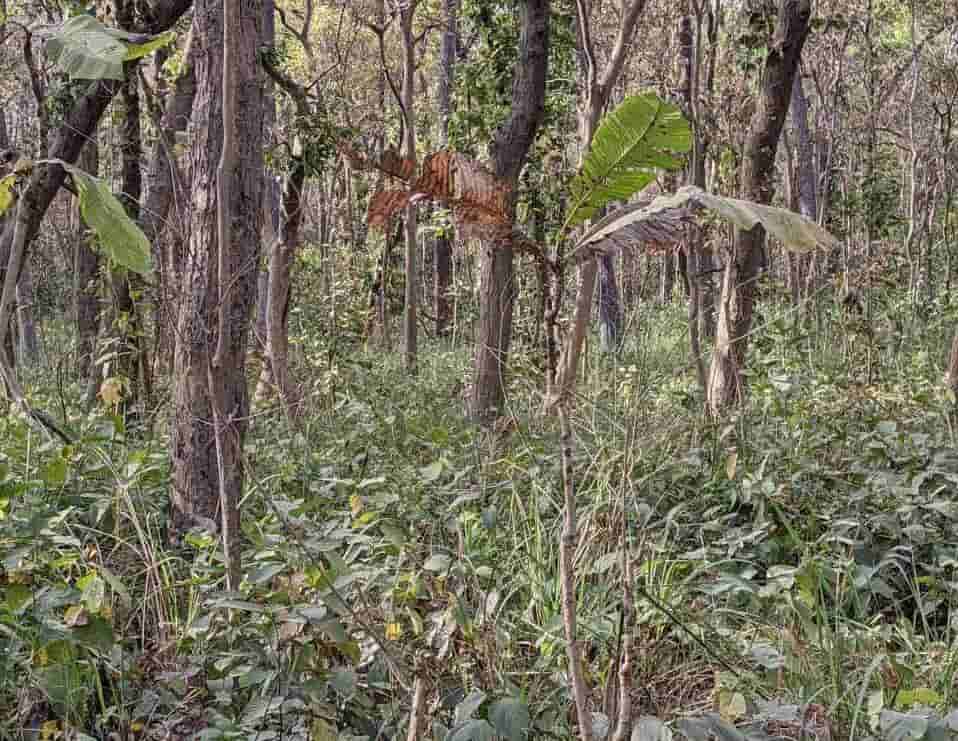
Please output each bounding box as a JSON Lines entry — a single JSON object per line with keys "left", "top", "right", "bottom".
{"left": 3, "top": 0, "right": 958, "bottom": 739}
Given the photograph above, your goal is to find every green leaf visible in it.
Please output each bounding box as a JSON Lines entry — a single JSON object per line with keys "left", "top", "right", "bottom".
{"left": 572, "top": 185, "right": 841, "bottom": 262}
{"left": 566, "top": 93, "right": 691, "bottom": 227}
{"left": 124, "top": 31, "right": 176, "bottom": 62}
{"left": 446, "top": 719, "right": 496, "bottom": 741}
{"left": 633, "top": 716, "right": 673, "bottom": 741}
{"left": 43, "top": 15, "right": 174, "bottom": 81}
{"left": 455, "top": 690, "right": 487, "bottom": 724}
{"left": 56, "top": 161, "right": 152, "bottom": 276}
{"left": 0, "top": 174, "right": 16, "bottom": 216}
{"left": 421, "top": 460, "right": 444, "bottom": 483}
{"left": 41, "top": 457, "right": 68, "bottom": 488}
{"left": 488, "top": 697, "right": 530, "bottom": 741}
{"left": 78, "top": 572, "right": 106, "bottom": 612}
{"left": 879, "top": 711, "right": 934, "bottom": 741}
{"left": 73, "top": 614, "right": 115, "bottom": 654}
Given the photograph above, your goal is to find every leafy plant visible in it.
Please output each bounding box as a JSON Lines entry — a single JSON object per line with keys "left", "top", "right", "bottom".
{"left": 42, "top": 14, "right": 175, "bottom": 81}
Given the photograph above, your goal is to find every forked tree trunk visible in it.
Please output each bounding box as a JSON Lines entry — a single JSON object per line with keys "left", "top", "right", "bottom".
{"left": 434, "top": 0, "right": 458, "bottom": 337}
{"left": 171, "top": 0, "right": 264, "bottom": 534}
{"left": 706, "top": 0, "right": 810, "bottom": 416}
{"left": 472, "top": 0, "right": 551, "bottom": 422}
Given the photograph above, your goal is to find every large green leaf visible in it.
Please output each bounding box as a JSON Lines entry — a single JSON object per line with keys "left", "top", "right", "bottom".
{"left": 572, "top": 185, "right": 841, "bottom": 262}
{"left": 43, "top": 14, "right": 174, "bottom": 81}
{"left": 55, "top": 161, "right": 152, "bottom": 276}
{"left": 566, "top": 93, "right": 691, "bottom": 228}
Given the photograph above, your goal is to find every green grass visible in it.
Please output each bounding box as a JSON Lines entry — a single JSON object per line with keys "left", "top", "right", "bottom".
{"left": 3, "top": 285, "right": 958, "bottom": 740}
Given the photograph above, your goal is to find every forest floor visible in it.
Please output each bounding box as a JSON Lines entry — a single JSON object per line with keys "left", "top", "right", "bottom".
{"left": 3, "top": 294, "right": 958, "bottom": 740}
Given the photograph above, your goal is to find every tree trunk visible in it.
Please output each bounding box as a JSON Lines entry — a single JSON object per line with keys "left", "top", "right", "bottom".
{"left": 434, "top": 0, "right": 458, "bottom": 338}
{"left": 171, "top": 0, "right": 264, "bottom": 534}
{"left": 597, "top": 254, "right": 623, "bottom": 352}
{"left": 142, "top": 25, "right": 198, "bottom": 374}
{"left": 15, "top": 261, "right": 38, "bottom": 365}
{"left": 254, "top": 0, "right": 278, "bottom": 392}
{"left": 401, "top": 3, "right": 419, "bottom": 374}
{"left": 789, "top": 72, "right": 816, "bottom": 308}
{"left": 111, "top": 0, "right": 149, "bottom": 418}
{"left": 472, "top": 0, "right": 551, "bottom": 422}
{"left": 706, "top": 0, "right": 811, "bottom": 416}
{"left": 74, "top": 140, "right": 100, "bottom": 381}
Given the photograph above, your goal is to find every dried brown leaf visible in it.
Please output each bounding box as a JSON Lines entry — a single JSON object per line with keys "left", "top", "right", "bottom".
{"left": 368, "top": 189, "right": 410, "bottom": 231}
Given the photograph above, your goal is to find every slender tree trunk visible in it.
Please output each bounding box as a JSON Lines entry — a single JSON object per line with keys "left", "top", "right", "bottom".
{"left": 254, "top": 0, "right": 277, "bottom": 393}
{"left": 472, "top": 0, "right": 551, "bottom": 422}
{"left": 401, "top": 3, "right": 419, "bottom": 374}
{"left": 142, "top": 26, "right": 198, "bottom": 373}
{"left": 74, "top": 140, "right": 100, "bottom": 381}
{"left": 171, "top": 0, "right": 264, "bottom": 534}
{"left": 112, "top": 0, "right": 149, "bottom": 417}
{"left": 434, "top": 0, "right": 458, "bottom": 337}
{"left": 706, "top": 0, "right": 811, "bottom": 416}
{"left": 15, "top": 261, "right": 38, "bottom": 365}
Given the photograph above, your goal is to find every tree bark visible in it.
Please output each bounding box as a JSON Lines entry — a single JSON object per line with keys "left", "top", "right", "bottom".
{"left": 171, "top": 0, "right": 264, "bottom": 534}
{"left": 472, "top": 0, "right": 551, "bottom": 422}
{"left": 706, "top": 0, "right": 811, "bottom": 416}
{"left": 142, "top": 25, "right": 198, "bottom": 373}
{"left": 434, "top": 0, "right": 458, "bottom": 338}
{"left": 74, "top": 140, "right": 100, "bottom": 380}
{"left": 400, "top": 3, "right": 419, "bottom": 374}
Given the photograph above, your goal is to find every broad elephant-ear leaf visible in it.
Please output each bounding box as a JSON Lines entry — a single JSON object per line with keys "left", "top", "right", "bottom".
{"left": 55, "top": 161, "right": 153, "bottom": 276}
{"left": 572, "top": 186, "right": 841, "bottom": 261}
{"left": 566, "top": 93, "right": 691, "bottom": 228}
{"left": 43, "top": 14, "right": 174, "bottom": 81}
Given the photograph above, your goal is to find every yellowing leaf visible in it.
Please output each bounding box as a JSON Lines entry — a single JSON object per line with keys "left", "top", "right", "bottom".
{"left": 385, "top": 621, "right": 402, "bottom": 640}
{"left": 0, "top": 174, "right": 16, "bottom": 215}
{"left": 349, "top": 494, "right": 364, "bottom": 516}
{"left": 40, "top": 720, "right": 60, "bottom": 740}
{"left": 64, "top": 604, "right": 90, "bottom": 627}
{"left": 718, "top": 690, "right": 747, "bottom": 721}
{"left": 725, "top": 450, "right": 738, "bottom": 480}
{"left": 99, "top": 377, "right": 124, "bottom": 406}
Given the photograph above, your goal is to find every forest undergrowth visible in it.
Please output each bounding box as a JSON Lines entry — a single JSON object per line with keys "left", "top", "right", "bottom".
{"left": 4, "top": 279, "right": 958, "bottom": 740}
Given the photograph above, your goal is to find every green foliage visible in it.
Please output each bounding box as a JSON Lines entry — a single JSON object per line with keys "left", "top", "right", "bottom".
{"left": 566, "top": 93, "right": 692, "bottom": 228}
{"left": 58, "top": 160, "right": 153, "bottom": 276}
{"left": 42, "top": 14, "right": 175, "bottom": 81}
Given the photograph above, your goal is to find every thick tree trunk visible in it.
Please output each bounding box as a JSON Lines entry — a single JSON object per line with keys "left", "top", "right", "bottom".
{"left": 171, "top": 0, "right": 264, "bottom": 533}
{"left": 434, "top": 0, "right": 458, "bottom": 337}
{"left": 472, "top": 0, "right": 551, "bottom": 422}
{"left": 706, "top": 0, "right": 811, "bottom": 416}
